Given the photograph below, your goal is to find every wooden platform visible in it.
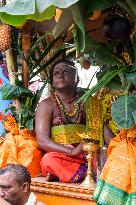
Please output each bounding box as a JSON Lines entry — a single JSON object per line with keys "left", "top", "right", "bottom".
{"left": 31, "top": 177, "right": 96, "bottom": 205}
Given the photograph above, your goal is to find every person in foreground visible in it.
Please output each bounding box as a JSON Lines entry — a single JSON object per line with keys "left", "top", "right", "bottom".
{"left": 93, "top": 123, "right": 136, "bottom": 204}
{"left": 35, "top": 60, "right": 114, "bottom": 183}
{"left": 0, "top": 164, "right": 45, "bottom": 205}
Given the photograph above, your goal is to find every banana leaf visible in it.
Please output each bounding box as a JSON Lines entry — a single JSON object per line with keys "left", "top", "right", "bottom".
{"left": 125, "top": 71, "right": 136, "bottom": 84}
{"left": 2, "top": 84, "right": 33, "bottom": 100}
{"left": 70, "top": 3, "right": 85, "bottom": 51}
{"left": 0, "top": 4, "right": 55, "bottom": 26}
{"left": 86, "top": 0, "right": 116, "bottom": 12}
{"left": 112, "top": 93, "right": 136, "bottom": 129}
{"left": 54, "top": 3, "right": 85, "bottom": 52}
{"left": 0, "top": 0, "right": 79, "bottom": 26}
{"left": 53, "top": 9, "right": 73, "bottom": 38}
{"left": 30, "top": 48, "right": 64, "bottom": 79}
{"left": 77, "top": 64, "right": 128, "bottom": 103}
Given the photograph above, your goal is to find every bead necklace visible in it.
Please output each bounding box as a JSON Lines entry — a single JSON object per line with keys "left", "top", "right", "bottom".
{"left": 53, "top": 92, "right": 83, "bottom": 124}
{"left": 54, "top": 92, "right": 79, "bottom": 117}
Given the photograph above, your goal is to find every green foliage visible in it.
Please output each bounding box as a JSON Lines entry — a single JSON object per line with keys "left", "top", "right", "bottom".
{"left": 78, "top": 64, "right": 128, "bottom": 103}
{"left": 112, "top": 94, "right": 136, "bottom": 129}
{"left": 125, "top": 72, "right": 136, "bottom": 84}
{"left": 2, "top": 80, "right": 48, "bottom": 130}
{"left": 87, "top": 0, "right": 116, "bottom": 13}
{"left": 0, "top": 0, "right": 79, "bottom": 26}
{"left": 2, "top": 84, "right": 33, "bottom": 100}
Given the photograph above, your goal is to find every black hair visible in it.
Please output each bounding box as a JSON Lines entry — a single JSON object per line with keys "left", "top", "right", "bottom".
{"left": 49, "top": 59, "right": 76, "bottom": 85}
{"left": 0, "top": 164, "right": 31, "bottom": 185}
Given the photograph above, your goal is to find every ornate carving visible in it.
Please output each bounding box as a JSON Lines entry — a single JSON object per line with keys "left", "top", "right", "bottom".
{"left": 31, "top": 177, "right": 95, "bottom": 201}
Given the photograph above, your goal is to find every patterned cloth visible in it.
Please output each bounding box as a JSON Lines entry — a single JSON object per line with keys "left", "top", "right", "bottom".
{"left": 93, "top": 125, "right": 136, "bottom": 205}
{"left": 51, "top": 124, "right": 86, "bottom": 144}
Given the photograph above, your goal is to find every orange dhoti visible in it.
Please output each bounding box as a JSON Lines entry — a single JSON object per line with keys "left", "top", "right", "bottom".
{"left": 93, "top": 125, "right": 136, "bottom": 205}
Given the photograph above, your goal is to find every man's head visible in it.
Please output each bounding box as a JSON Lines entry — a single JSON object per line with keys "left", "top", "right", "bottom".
{"left": 0, "top": 164, "right": 31, "bottom": 205}
{"left": 50, "top": 60, "right": 79, "bottom": 90}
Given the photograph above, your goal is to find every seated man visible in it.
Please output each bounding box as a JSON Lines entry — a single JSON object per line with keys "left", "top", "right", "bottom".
{"left": 0, "top": 164, "right": 45, "bottom": 205}
{"left": 35, "top": 60, "right": 114, "bottom": 183}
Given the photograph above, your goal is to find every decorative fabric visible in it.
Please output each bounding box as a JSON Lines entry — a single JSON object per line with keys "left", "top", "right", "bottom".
{"left": 25, "top": 192, "right": 36, "bottom": 205}
{"left": 93, "top": 125, "right": 136, "bottom": 205}
{"left": 86, "top": 96, "right": 104, "bottom": 146}
{"left": 0, "top": 116, "right": 42, "bottom": 177}
{"left": 102, "top": 93, "right": 118, "bottom": 136}
{"left": 51, "top": 124, "right": 86, "bottom": 144}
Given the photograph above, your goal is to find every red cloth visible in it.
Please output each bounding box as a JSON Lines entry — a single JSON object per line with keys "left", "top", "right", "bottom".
{"left": 41, "top": 152, "right": 84, "bottom": 182}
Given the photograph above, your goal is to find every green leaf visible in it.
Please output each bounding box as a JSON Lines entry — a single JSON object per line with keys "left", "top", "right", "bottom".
{"left": 125, "top": 72, "right": 136, "bottom": 84}
{"left": 2, "top": 85, "right": 33, "bottom": 100}
{"left": 93, "top": 47, "right": 121, "bottom": 65}
{"left": 0, "top": 0, "right": 55, "bottom": 26}
{"left": 30, "top": 35, "right": 61, "bottom": 71}
{"left": 87, "top": 0, "right": 116, "bottom": 12}
{"left": 70, "top": 3, "right": 85, "bottom": 51}
{"left": 30, "top": 47, "right": 64, "bottom": 79}
{"left": 0, "top": 0, "right": 79, "bottom": 26}
{"left": 111, "top": 94, "right": 136, "bottom": 129}
{"left": 85, "top": 35, "right": 100, "bottom": 53}
{"left": 77, "top": 65, "right": 128, "bottom": 103}
{"left": 36, "top": 0, "right": 79, "bottom": 12}
{"left": 0, "top": 0, "right": 35, "bottom": 15}
{"left": 26, "top": 118, "right": 34, "bottom": 130}
{"left": 53, "top": 9, "right": 73, "bottom": 38}
{"left": 0, "top": 13, "right": 27, "bottom": 27}
{"left": 29, "top": 4, "right": 55, "bottom": 21}
{"left": 22, "top": 106, "right": 29, "bottom": 118}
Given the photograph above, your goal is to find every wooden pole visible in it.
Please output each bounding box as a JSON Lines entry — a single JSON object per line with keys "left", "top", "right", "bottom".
{"left": 22, "top": 30, "right": 31, "bottom": 88}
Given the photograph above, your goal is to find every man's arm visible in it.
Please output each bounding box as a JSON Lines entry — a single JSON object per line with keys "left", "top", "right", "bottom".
{"left": 103, "top": 123, "right": 115, "bottom": 146}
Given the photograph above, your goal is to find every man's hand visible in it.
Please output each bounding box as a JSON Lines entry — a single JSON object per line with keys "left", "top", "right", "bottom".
{"left": 0, "top": 197, "right": 11, "bottom": 205}
{"left": 71, "top": 143, "right": 83, "bottom": 157}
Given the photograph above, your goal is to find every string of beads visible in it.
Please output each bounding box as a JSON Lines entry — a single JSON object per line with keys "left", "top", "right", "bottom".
{"left": 53, "top": 92, "right": 83, "bottom": 124}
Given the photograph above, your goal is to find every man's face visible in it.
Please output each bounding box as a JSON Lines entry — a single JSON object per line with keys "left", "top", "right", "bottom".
{"left": 0, "top": 172, "right": 23, "bottom": 205}
{"left": 53, "top": 63, "right": 76, "bottom": 90}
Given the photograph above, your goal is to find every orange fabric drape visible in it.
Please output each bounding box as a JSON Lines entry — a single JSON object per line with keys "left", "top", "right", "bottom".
{"left": 0, "top": 116, "right": 43, "bottom": 177}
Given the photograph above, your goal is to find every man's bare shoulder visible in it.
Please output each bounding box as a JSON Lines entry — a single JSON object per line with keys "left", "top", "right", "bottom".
{"left": 36, "top": 200, "right": 46, "bottom": 205}
{"left": 36, "top": 96, "right": 53, "bottom": 112}
{"left": 38, "top": 96, "right": 53, "bottom": 107}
